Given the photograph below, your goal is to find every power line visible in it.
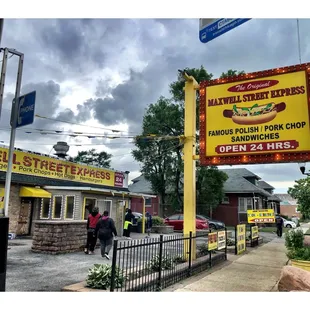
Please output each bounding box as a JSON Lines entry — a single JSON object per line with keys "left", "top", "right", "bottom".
{"left": 35, "top": 114, "right": 138, "bottom": 134}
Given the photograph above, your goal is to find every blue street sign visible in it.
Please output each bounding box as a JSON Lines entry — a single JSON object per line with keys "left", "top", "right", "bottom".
{"left": 199, "top": 18, "right": 251, "bottom": 44}
{"left": 13, "top": 91, "right": 36, "bottom": 128}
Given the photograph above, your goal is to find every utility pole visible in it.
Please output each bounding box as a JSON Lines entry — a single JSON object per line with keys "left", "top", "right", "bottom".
{"left": 0, "top": 18, "right": 8, "bottom": 292}
{"left": 182, "top": 71, "right": 199, "bottom": 260}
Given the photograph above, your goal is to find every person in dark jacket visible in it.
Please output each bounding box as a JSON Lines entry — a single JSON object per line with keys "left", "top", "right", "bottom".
{"left": 276, "top": 215, "right": 284, "bottom": 237}
{"left": 145, "top": 211, "right": 153, "bottom": 238}
{"left": 84, "top": 206, "right": 101, "bottom": 255}
{"left": 123, "top": 208, "right": 135, "bottom": 239}
{"left": 95, "top": 210, "right": 117, "bottom": 259}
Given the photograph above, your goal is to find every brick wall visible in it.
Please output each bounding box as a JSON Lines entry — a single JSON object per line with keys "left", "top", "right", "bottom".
{"left": 31, "top": 220, "right": 87, "bottom": 254}
{"left": 280, "top": 205, "right": 302, "bottom": 218}
{"left": 7, "top": 184, "right": 22, "bottom": 234}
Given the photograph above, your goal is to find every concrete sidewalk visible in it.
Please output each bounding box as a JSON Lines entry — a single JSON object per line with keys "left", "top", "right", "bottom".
{"left": 169, "top": 237, "right": 287, "bottom": 292}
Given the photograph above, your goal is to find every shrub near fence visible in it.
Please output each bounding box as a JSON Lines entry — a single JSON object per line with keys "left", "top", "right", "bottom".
{"left": 110, "top": 229, "right": 228, "bottom": 292}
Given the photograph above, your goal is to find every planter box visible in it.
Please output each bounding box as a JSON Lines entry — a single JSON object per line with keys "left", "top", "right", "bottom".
{"left": 151, "top": 225, "right": 174, "bottom": 234}
{"left": 291, "top": 259, "right": 310, "bottom": 272}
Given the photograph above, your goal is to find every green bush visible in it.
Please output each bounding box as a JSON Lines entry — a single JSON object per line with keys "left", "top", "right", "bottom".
{"left": 287, "top": 247, "right": 310, "bottom": 261}
{"left": 227, "top": 238, "right": 235, "bottom": 246}
{"left": 86, "top": 264, "right": 127, "bottom": 290}
{"left": 152, "top": 216, "right": 165, "bottom": 226}
{"left": 172, "top": 255, "right": 187, "bottom": 264}
{"left": 138, "top": 216, "right": 165, "bottom": 226}
{"left": 148, "top": 254, "right": 174, "bottom": 271}
{"left": 197, "top": 243, "right": 209, "bottom": 256}
{"left": 285, "top": 229, "right": 304, "bottom": 250}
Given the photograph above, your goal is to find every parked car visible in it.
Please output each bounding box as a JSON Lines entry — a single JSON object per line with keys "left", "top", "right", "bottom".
{"left": 282, "top": 217, "right": 297, "bottom": 229}
{"left": 290, "top": 216, "right": 299, "bottom": 225}
{"left": 278, "top": 216, "right": 296, "bottom": 229}
{"left": 132, "top": 212, "right": 143, "bottom": 225}
{"left": 164, "top": 214, "right": 209, "bottom": 231}
{"left": 196, "top": 215, "right": 225, "bottom": 230}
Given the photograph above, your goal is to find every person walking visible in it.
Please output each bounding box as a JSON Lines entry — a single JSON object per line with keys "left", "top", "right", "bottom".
{"left": 145, "top": 211, "right": 153, "bottom": 238}
{"left": 276, "top": 215, "right": 284, "bottom": 237}
{"left": 95, "top": 210, "right": 117, "bottom": 260}
{"left": 123, "top": 208, "right": 135, "bottom": 239}
{"left": 84, "top": 206, "right": 101, "bottom": 255}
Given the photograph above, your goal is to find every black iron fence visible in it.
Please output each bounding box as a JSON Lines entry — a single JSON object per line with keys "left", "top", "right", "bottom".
{"left": 110, "top": 228, "right": 227, "bottom": 292}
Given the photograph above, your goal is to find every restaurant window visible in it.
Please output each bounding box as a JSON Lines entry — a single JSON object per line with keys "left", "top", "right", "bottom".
{"left": 65, "top": 196, "right": 75, "bottom": 219}
{"left": 83, "top": 198, "right": 97, "bottom": 220}
{"left": 97, "top": 200, "right": 112, "bottom": 215}
{"left": 40, "top": 198, "right": 51, "bottom": 219}
{"left": 53, "top": 196, "right": 63, "bottom": 219}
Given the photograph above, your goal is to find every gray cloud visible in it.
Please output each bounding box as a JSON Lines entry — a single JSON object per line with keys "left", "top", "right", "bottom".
{"left": 1, "top": 18, "right": 310, "bottom": 193}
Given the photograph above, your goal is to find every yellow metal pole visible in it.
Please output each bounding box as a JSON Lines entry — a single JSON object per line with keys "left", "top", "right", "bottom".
{"left": 183, "top": 73, "right": 199, "bottom": 260}
{"left": 142, "top": 197, "right": 145, "bottom": 234}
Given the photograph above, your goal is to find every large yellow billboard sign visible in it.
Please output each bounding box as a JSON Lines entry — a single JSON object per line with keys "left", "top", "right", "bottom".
{"left": 0, "top": 147, "right": 125, "bottom": 188}
{"left": 199, "top": 64, "right": 310, "bottom": 166}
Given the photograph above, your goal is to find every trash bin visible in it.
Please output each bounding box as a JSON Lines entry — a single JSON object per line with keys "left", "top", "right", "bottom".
{"left": 0, "top": 217, "right": 9, "bottom": 291}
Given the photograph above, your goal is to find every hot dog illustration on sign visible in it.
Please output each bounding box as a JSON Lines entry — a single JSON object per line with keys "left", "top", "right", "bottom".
{"left": 223, "top": 102, "right": 286, "bottom": 125}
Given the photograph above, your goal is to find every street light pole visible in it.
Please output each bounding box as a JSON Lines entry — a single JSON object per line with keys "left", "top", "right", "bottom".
{"left": 0, "top": 46, "right": 24, "bottom": 292}
{"left": 1, "top": 48, "right": 24, "bottom": 217}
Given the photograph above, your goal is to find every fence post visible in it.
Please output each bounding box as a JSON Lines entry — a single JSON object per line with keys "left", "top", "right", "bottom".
{"left": 209, "top": 229, "right": 212, "bottom": 268}
{"left": 110, "top": 239, "right": 118, "bottom": 292}
{"left": 157, "top": 234, "right": 163, "bottom": 291}
{"left": 188, "top": 231, "right": 192, "bottom": 276}
{"left": 224, "top": 227, "right": 227, "bottom": 261}
{"left": 235, "top": 226, "right": 237, "bottom": 255}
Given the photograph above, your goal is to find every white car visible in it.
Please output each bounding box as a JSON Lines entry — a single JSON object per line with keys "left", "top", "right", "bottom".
{"left": 282, "top": 218, "right": 297, "bottom": 229}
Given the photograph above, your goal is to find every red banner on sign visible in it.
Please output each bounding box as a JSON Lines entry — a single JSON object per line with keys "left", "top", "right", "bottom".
{"left": 215, "top": 140, "right": 299, "bottom": 154}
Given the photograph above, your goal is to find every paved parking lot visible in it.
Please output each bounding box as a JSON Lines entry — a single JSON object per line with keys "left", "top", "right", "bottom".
{"left": 5, "top": 230, "right": 275, "bottom": 291}
{"left": 6, "top": 232, "right": 183, "bottom": 291}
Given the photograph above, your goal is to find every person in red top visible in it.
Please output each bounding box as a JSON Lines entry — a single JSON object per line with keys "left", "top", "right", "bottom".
{"left": 84, "top": 206, "right": 101, "bottom": 255}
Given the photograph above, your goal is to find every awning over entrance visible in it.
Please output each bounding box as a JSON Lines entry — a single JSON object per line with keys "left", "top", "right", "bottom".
{"left": 19, "top": 186, "right": 51, "bottom": 198}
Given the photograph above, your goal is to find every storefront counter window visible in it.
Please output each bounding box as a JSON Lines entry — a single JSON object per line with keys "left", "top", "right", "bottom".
{"left": 65, "top": 196, "right": 75, "bottom": 219}
{"left": 41, "top": 198, "right": 51, "bottom": 219}
{"left": 83, "top": 198, "right": 97, "bottom": 220}
{"left": 53, "top": 196, "right": 63, "bottom": 219}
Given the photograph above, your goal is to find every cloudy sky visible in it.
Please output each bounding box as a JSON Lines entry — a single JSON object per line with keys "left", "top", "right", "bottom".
{"left": 0, "top": 18, "right": 309, "bottom": 193}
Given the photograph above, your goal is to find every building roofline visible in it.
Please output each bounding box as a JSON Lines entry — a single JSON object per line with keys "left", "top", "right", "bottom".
{"left": 0, "top": 145, "right": 127, "bottom": 175}
{"left": 43, "top": 186, "right": 156, "bottom": 198}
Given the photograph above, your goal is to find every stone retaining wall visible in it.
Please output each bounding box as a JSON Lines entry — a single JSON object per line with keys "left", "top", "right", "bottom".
{"left": 151, "top": 225, "right": 174, "bottom": 234}
{"left": 31, "top": 220, "right": 87, "bottom": 254}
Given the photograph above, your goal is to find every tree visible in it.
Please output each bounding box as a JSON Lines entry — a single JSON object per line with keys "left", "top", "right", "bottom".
{"left": 132, "top": 97, "right": 183, "bottom": 216}
{"left": 196, "top": 166, "right": 228, "bottom": 217}
{"left": 71, "top": 148, "right": 112, "bottom": 168}
{"left": 169, "top": 67, "right": 239, "bottom": 213}
{"left": 220, "top": 69, "right": 245, "bottom": 78}
{"left": 133, "top": 67, "right": 242, "bottom": 216}
{"left": 288, "top": 178, "right": 310, "bottom": 219}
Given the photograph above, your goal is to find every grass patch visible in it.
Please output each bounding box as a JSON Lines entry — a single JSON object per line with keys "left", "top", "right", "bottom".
{"left": 258, "top": 227, "right": 289, "bottom": 234}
